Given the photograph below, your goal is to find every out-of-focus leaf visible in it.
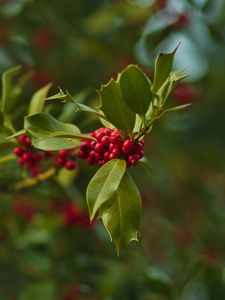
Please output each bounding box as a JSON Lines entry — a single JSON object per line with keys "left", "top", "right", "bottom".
{"left": 145, "top": 267, "right": 175, "bottom": 299}
{"left": 1, "top": 65, "right": 21, "bottom": 113}
{"left": 87, "top": 159, "right": 126, "bottom": 220}
{"left": 139, "top": 157, "right": 153, "bottom": 176}
{"left": 28, "top": 83, "right": 52, "bottom": 115}
{"left": 20, "top": 282, "right": 56, "bottom": 300}
{"left": 100, "top": 173, "right": 141, "bottom": 255}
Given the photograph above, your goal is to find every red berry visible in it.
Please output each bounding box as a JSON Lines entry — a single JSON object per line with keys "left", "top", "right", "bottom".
{"left": 90, "top": 141, "right": 96, "bottom": 148}
{"left": 58, "top": 150, "right": 69, "bottom": 158}
{"left": 94, "top": 142, "right": 105, "bottom": 154}
{"left": 34, "top": 153, "right": 42, "bottom": 162}
{"left": 24, "top": 136, "right": 31, "bottom": 146}
{"left": 94, "top": 152, "right": 102, "bottom": 161}
{"left": 18, "top": 157, "right": 25, "bottom": 166}
{"left": 104, "top": 151, "right": 110, "bottom": 160}
{"left": 111, "top": 148, "right": 120, "bottom": 158}
{"left": 22, "top": 152, "right": 32, "bottom": 161}
{"left": 64, "top": 161, "right": 76, "bottom": 170}
{"left": 138, "top": 150, "right": 144, "bottom": 159}
{"left": 110, "top": 135, "right": 122, "bottom": 145}
{"left": 86, "top": 157, "right": 95, "bottom": 165}
{"left": 78, "top": 150, "right": 88, "bottom": 159}
{"left": 122, "top": 140, "right": 134, "bottom": 154}
{"left": 80, "top": 140, "right": 91, "bottom": 151}
{"left": 13, "top": 148, "right": 24, "bottom": 157}
{"left": 101, "top": 136, "right": 110, "bottom": 146}
{"left": 133, "top": 142, "right": 143, "bottom": 154}
{"left": 44, "top": 150, "right": 53, "bottom": 158}
{"left": 30, "top": 167, "right": 40, "bottom": 177}
{"left": 127, "top": 155, "right": 139, "bottom": 166}
{"left": 56, "top": 157, "right": 65, "bottom": 166}
{"left": 18, "top": 135, "right": 27, "bottom": 144}
{"left": 109, "top": 153, "right": 117, "bottom": 160}
{"left": 95, "top": 132, "right": 105, "bottom": 140}
{"left": 108, "top": 143, "right": 116, "bottom": 152}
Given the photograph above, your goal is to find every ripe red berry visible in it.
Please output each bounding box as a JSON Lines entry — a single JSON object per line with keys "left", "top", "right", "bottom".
{"left": 44, "top": 150, "right": 54, "bottom": 158}
{"left": 101, "top": 136, "right": 110, "bottom": 146}
{"left": 58, "top": 150, "right": 69, "bottom": 158}
{"left": 18, "top": 157, "right": 25, "bottom": 166}
{"left": 122, "top": 140, "right": 134, "bottom": 154}
{"left": 22, "top": 152, "right": 32, "bottom": 161}
{"left": 13, "top": 148, "right": 24, "bottom": 157}
{"left": 64, "top": 161, "right": 76, "bottom": 170}
{"left": 111, "top": 147, "right": 120, "bottom": 158}
{"left": 86, "top": 157, "right": 95, "bottom": 165}
{"left": 94, "top": 142, "right": 105, "bottom": 153}
{"left": 56, "top": 157, "right": 65, "bottom": 166}
{"left": 110, "top": 135, "right": 122, "bottom": 145}
{"left": 78, "top": 150, "right": 88, "bottom": 159}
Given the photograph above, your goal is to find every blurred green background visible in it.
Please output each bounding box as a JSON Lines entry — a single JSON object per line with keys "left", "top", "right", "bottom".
{"left": 0, "top": 0, "right": 225, "bottom": 299}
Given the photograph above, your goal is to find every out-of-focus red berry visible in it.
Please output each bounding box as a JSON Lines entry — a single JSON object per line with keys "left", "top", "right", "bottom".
{"left": 33, "top": 27, "right": 55, "bottom": 51}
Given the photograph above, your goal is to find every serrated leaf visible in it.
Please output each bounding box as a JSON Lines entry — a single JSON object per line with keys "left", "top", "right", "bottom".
{"left": 1, "top": 65, "right": 21, "bottom": 113}
{"left": 152, "top": 46, "right": 178, "bottom": 93}
{"left": 99, "top": 79, "right": 136, "bottom": 133}
{"left": 45, "top": 88, "right": 75, "bottom": 104}
{"left": 28, "top": 83, "right": 52, "bottom": 115}
{"left": 119, "top": 65, "right": 152, "bottom": 115}
{"left": 87, "top": 159, "right": 126, "bottom": 220}
{"left": 100, "top": 173, "right": 141, "bottom": 255}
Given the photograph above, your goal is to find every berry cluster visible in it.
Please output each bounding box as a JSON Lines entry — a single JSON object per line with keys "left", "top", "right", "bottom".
{"left": 78, "top": 127, "right": 144, "bottom": 167}
{"left": 13, "top": 134, "right": 77, "bottom": 176}
{"left": 13, "top": 134, "right": 54, "bottom": 176}
{"left": 56, "top": 150, "right": 77, "bottom": 170}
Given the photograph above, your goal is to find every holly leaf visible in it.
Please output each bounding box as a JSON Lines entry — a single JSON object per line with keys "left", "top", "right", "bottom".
{"left": 152, "top": 46, "right": 178, "bottom": 93}
{"left": 119, "top": 65, "right": 152, "bottom": 115}
{"left": 99, "top": 79, "right": 136, "bottom": 133}
{"left": 1, "top": 65, "right": 21, "bottom": 113}
{"left": 100, "top": 173, "right": 141, "bottom": 255}
{"left": 28, "top": 83, "right": 52, "bottom": 115}
{"left": 86, "top": 159, "right": 126, "bottom": 220}
{"left": 25, "top": 112, "right": 90, "bottom": 139}
{"left": 45, "top": 88, "right": 75, "bottom": 104}
{"left": 30, "top": 136, "right": 81, "bottom": 151}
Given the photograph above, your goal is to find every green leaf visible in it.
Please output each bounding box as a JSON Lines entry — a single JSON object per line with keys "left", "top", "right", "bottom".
{"left": 1, "top": 65, "right": 21, "bottom": 113}
{"left": 100, "top": 173, "right": 141, "bottom": 255}
{"left": 25, "top": 112, "right": 91, "bottom": 140}
{"left": 152, "top": 46, "right": 178, "bottom": 93}
{"left": 0, "top": 110, "right": 4, "bottom": 127}
{"left": 45, "top": 88, "right": 75, "bottom": 104}
{"left": 145, "top": 267, "right": 175, "bottom": 299}
{"left": 139, "top": 157, "right": 153, "bottom": 176}
{"left": 119, "top": 65, "right": 152, "bottom": 115}
{"left": 99, "top": 79, "right": 136, "bottom": 133}
{"left": 31, "top": 136, "right": 80, "bottom": 151}
{"left": 20, "top": 282, "right": 56, "bottom": 300}
{"left": 87, "top": 159, "right": 126, "bottom": 220}
{"left": 76, "top": 102, "right": 108, "bottom": 120}
{"left": 28, "top": 83, "right": 52, "bottom": 115}
{"left": 0, "top": 153, "right": 15, "bottom": 164}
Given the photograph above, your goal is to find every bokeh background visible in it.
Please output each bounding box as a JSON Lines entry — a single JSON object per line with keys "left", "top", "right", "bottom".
{"left": 0, "top": 0, "right": 225, "bottom": 299}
